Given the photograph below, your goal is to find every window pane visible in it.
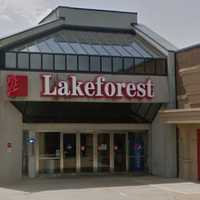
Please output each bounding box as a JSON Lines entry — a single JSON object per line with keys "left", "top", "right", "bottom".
{"left": 39, "top": 133, "right": 60, "bottom": 157}
{"left": 39, "top": 133, "right": 60, "bottom": 174}
{"left": 98, "top": 134, "right": 110, "bottom": 172}
{"left": 18, "top": 53, "right": 29, "bottom": 69}
{"left": 90, "top": 56, "right": 101, "bottom": 72}
{"left": 145, "top": 59, "right": 155, "bottom": 74}
{"left": 30, "top": 54, "right": 41, "bottom": 70}
{"left": 70, "top": 43, "right": 87, "bottom": 54}
{"left": 135, "top": 58, "right": 145, "bottom": 74}
{"left": 156, "top": 59, "right": 167, "bottom": 75}
{"left": 81, "top": 134, "right": 93, "bottom": 172}
{"left": 79, "top": 56, "right": 89, "bottom": 71}
{"left": 46, "top": 39, "right": 64, "bottom": 54}
{"left": 5, "top": 52, "right": 16, "bottom": 68}
{"left": 21, "top": 47, "right": 29, "bottom": 52}
{"left": 102, "top": 57, "right": 112, "bottom": 72}
{"left": 37, "top": 42, "right": 51, "bottom": 53}
{"left": 28, "top": 45, "right": 40, "bottom": 52}
{"left": 67, "top": 55, "right": 77, "bottom": 71}
{"left": 43, "top": 54, "right": 53, "bottom": 70}
{"left": 123, "top": 46, "right": 141, "bottom": 57}
{"left": 59, "top": 42, "right": 75, "bottom": 54}
{"left": 93, "top": 45, "right": 109, "bottom": 56}
{"left": 113, "top": 57, "right": 123, "bottom": 72}
{"left": 55, "top": 55, "right": 65, "bottom": 71}
{"left": 113, "top": 46, "right": 131, "bottom": 57}
{"left": 82, "top": 44, "right": 98, "bottom": 55}
{"left": 131, "top": 42, "right": 152, "bottom": 58}
{"left": 124, "top": 58, "right": 134, "bottom": 72}
{"left": 103, "top": 45, "right": 120, "bottom": 56}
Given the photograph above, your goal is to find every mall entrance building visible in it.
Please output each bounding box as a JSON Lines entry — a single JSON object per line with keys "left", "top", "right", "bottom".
{"left": 0, "top": 6, "right": 177, "bottom": 184}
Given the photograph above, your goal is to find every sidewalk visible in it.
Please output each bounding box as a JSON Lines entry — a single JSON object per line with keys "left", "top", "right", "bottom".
{"left": 0, "top": 176, "right": 200, "bottom": 200}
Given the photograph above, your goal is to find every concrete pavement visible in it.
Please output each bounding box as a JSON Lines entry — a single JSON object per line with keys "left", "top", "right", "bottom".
{"left": 0, "top": 176, "right": 200, "bottom": 200}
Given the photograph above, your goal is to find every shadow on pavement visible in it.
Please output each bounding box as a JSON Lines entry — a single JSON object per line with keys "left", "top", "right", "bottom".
{"left": 0, "top": 175, "right": 186, "bottom": 193}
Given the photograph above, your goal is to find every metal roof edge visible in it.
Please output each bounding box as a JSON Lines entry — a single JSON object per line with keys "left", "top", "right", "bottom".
{"left": 132, "top": 24, "right": 177, "bottom": 55}
{"left": 0, "top": 19, "right": 65, "bottom": 50}
{"left": 57, "top": 5, "right": 138, "bottom": 15}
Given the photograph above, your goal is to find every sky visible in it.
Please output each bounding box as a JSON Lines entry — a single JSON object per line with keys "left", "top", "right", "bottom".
{"left": 0, "top": 0, "right": 199, "bottom": 49}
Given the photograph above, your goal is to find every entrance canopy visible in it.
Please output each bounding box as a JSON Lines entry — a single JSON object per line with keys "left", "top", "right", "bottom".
{"left": 13, "top": 101, "right": 161, "bottom": 123}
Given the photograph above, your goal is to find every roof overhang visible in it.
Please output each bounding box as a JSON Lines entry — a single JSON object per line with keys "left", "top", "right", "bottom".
{"left": 160, "top": 108, "right": 200, "bottom": 124}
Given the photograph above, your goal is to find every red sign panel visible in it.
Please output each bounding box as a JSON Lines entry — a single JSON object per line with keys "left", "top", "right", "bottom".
{"left": 7, "top": 75, "right": 28, "bottom": 97}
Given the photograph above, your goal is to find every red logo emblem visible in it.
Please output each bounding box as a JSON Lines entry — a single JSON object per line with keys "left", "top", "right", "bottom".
{"left": 7, "top": 75, "right": 28, "bottom": 97}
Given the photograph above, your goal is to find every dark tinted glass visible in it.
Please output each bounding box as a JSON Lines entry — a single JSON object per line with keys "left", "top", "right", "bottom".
{"left": 124, "top": 58, "right": 134, "bottom": 72}
{"left": 90, "top": 56, "right": 101, "bottom": 72}
{"left": 18, "top": 53, "right": 29, "bottom": 69}
{"left": 156, "top": 59, "right": 167, "bottom": 75}
{"left": 145, "top": 59, "right": 155, "bottom": 74}
{"left": 113, "top": 57, "right": 123, "bottom": 72}
{"left": 6, "top": 53, "right": 16, "bottom": 68}
{"left": 79, "top": 56, "right": 89, "bottom": 71}
{"left": 102, "top": 57, "right": 112, "bottom": 72}
{"left": 135, "top": 58, "right": 145, "bottom": 74}
{"left": 55, "top": 55, "right": 65, "bottom": 71}
{"left": 67, "top": 55, "right": 77, "bottom": 71}
{"left": 98, "top": 134, "right": 110, "bottom": 172}
{"left": 43, "top": 54, "right": 53, "bottom": 70}
{"left": 30, "top": 54, "right": 41, "bottom": 69}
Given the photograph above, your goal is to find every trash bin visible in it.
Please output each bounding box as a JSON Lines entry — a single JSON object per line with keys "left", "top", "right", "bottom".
{"left": 45, "top": 159, "right": 55, "bottom": 174}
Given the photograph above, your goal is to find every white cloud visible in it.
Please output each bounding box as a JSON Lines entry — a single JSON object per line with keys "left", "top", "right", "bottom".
{"left": 0, "top": 14, "right": 13, "bottom": 22}
{"left": 0, "top": 0, "right": 52, "bottom": 25}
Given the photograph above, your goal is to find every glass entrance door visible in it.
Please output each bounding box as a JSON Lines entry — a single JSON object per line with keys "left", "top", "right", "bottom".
{"left": 80, "top": 134, "right": 93, "bottom": 172}
{"left": 114, "top": 134, "right": 126, "bottom": 172}
{"left": 63, "top": 134, "right": 76, "bottom": 173}
{"left": 38, "top": 133, "right": 60, "bottom": 174}
{"left": 128, "top": 132, "right": 148, "bottom": 173}
{"left": 97, "top": 134, "right": 110, "bottom": 172}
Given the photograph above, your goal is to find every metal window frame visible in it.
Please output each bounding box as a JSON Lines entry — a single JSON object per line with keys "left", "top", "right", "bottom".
{"left": 2, "top": 50, "right": 168, "bottom": 76}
